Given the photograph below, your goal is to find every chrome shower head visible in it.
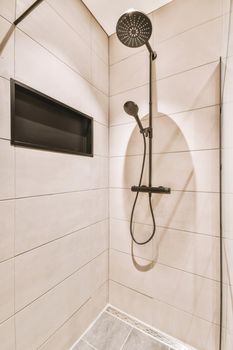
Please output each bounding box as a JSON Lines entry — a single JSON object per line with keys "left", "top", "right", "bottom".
{"left": 124, "top": 101, "right": 144, "bottom": 133}
{"left": 116, "top": 9, "right": 152, "bottom": 48}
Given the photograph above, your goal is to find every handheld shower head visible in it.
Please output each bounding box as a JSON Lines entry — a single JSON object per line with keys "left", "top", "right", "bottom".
{"left": 124, "top": 101, "right": 144, "bottom": 133}
{"left": 116, "top": 9, "right": 152, "bottom": 48}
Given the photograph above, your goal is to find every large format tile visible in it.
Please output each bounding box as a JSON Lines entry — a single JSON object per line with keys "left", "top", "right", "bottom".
{"left": 110, "top": 218, "right": 220, "bottom": 281}
{"left": 109, "top": 281, "right": 220, "bottom": 350}
{"left": 16, "top": 0, "right": 36, "bottom": 18}
{"left": 0, "top": 317, "right": 15, "bottom": 350}
{"left": 110, "top": 149, "right": 219, "bottom": 192}
{"left": 39, "top": 283, "right": 107, "bottom": 350}
{"left": 15, "top": 252, "right": 108, "bottom": 350}
{"left": 18, "top": 1, "right": 92, "bottom": 82}
{"left": 0, "top": 0, "right": 15, "bottom": 22}
{"left": 156, "top": 17, "right": 221, "bottom": 80}
{"left": 84, "top": 312, "right": 131, "bottom": 350}
{"left": 0, "top": 200, "right": 14, "bottom": 262}
{"left": 110, "top": 105, "right": 219, "bottom": 155}
{"left": 0, "top": 77, "right": 10, "bottom": 139}
{"left": 153, "top": 0, "right": 222, "bottom": 43}
{"left": 0, "top": 259, "right": 14, "bottom": 323}
{"left": 15, "top": 189, "right": 108, "bottom": 254}
{"left": 0, "top": 140, "right": 14, "bottom": 200}
{"left": 92, "top": 53, "right": 109, "bottom": 95}
{"left": 15, "top": 220, "right": 108, "bottom": 310}
{"left": 123, "top": 329, "right": 168, "bottom": 350}
{"left": 110, "top": 189, "right": 219, "bottom": 236}
{"left": 110, "top": 50, "right": 150, "bottom": 96}
{"left": 16, "top": 148, "right": 108, "bottom": 197}
{"left": 157, "top": 61, "right": 220, "bottom": 115}
{"left": 91, "top": 16, "right": 108, "bottom": 65}
{"left": 110, "top": 250, "right": 220, "bottom": 324}
{"left": 15, "top": 29, "right": 93, "bottom": 119}
{"left": 46, "top": 0, "right": 92, "bottom": 47}
{"left": 0, "top": 16, "right": 14, "bottom": 79}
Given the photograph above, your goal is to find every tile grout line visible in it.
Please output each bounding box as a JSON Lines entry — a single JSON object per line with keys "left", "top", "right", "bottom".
{"left": 14, "top": 250, "right": 108, "bottom": 316}
{"left": 16, "top": 27, "right": 108, "bottom": 98}
{"left": 119, "top": 328, "right": 133, "bottom": 350}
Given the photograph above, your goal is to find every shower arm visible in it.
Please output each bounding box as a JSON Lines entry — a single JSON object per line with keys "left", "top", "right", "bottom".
{"left": 146, "top": 42, "right": 157, "bottom": 61}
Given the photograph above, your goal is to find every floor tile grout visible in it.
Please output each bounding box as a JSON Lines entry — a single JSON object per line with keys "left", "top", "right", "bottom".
{"left": 119, "top": 328, "right": 133, "bottom": 350}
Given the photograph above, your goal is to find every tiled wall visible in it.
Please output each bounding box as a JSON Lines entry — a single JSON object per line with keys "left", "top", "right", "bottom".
{"left": 222, "top": 1, "right": 233, "bottom": 349}
{"left": 0, "top": 1, "right": 109, "bottom": 349}
{"left": 109, "top": 1, "right": 222, "bottom": 350}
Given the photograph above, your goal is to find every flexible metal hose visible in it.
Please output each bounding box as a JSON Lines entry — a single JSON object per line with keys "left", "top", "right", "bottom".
{"left": 129, "top": 133, "right": 156, "bottom": 245}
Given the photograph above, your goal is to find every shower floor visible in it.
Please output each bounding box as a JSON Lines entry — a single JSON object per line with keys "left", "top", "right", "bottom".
{"left": 72, "top": 306, "right": 194, "bottom": 350}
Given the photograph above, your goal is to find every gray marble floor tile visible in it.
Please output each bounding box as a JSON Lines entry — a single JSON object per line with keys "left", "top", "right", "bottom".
{"left": 83, "top": 312, "right": 132, "bottom": 350}
{"left": 122, "top": 329, "right": 169, "bottom": 350}
{"left": 73, "top": 339, "right": 95, "bottom": 350}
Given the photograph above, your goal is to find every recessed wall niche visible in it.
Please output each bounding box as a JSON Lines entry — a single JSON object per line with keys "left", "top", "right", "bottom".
{"left": 10, "top": 79, "right": 93, "bottom": 157}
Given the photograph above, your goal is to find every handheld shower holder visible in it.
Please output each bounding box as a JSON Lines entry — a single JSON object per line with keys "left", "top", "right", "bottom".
{"left": 140, "top": 126, "right": 153, "bottom": 138}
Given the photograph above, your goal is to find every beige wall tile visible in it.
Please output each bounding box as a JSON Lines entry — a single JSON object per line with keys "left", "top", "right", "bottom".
{"left": 110, "top": 50, "right": 149, "bottom": 96}
{"left": 18, "top": 2, "right": 92, "bottom": 82}
{"left": 94, "top": 122, "right": 108, "bottom": 157}
{"left": 92, "top": 87, "right": 109, "bottom": 125}
{"left": 222, "top": 193, "right": 233, "bottom": 240}
{"left": 15, "top": 251, "right": 108, "bottom": 350}
{"left": 0, "top": 317, "right": 15, "bottom": 350}
{"left": 0, "top": 140, "right": 14, "bottom": 200}
{"left": 153, "top": 0, "right": 222, "bottom": 43}
{"left": 16, "top": 149, "right": 108, "bottom": 197}
{"left": 91, "top": 53, "right": 108, "bottom": 95}
{"left": 110, "top": 218, "right": 220, "bottom": 281}
{"left": 91, "top": 17, "right": 108, "bottom": 65}
{"left": 0, "top": 200, "right": 14, "bottom": 262}
{"left": 0, "top": 16, "right": 14, "bottom": 79}
{"left": 222, "top": 329, "right": 233, "bottom": 350}
{"left": 110, "top": 188, "right": 219, "bottom": 236}
{"left": 15, "top": 29, "right": 92, "bottom": 118}
{"left": 39, "top": 283, "right": 107, "bottom": 350}
{"left": 109, "top": 280, "right": 220, "bottom": 350}
{"left": 110, "top": 149, "right": 219, "bottom": 192}
{"left": 0, "top": 77, "right": 10, "bottom": 140}
{"left": 15, "top": 189, "right": 108, "bottom": 254}
{"left": 110, "top": 105, "right": 219, "bottom": 152}
{"left": 110, "top": 249, "right": 220, "bottom": 324}
{"left": 157, "top": 61, "right": 220, "bottom": 115}
{"left": 223, "top": 238, "right": 233, "bottom": 285}
{"left": 46, "top": 0, "right": 92, "bottom": 47}
{"left": 16, "top": 0, "right": 36, "bottom": 17}
{"left": 15, "top": 220, "right": 108, "bottom": 310}
{"left": 0, "top": 259, "right": 14, "bottom": 323}
{"left": 109, "top": 33, "right": 146, "bottom": 66}
{"left": 156, "top": 18, "right": 222, "bottom": 80}
{"left": 0, "top": 0, "right": 15, "bottom": 22}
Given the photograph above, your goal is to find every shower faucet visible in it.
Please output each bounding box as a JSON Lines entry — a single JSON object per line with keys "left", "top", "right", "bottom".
{"left": 116, "top": 9, "right": 171, "bottom": 245}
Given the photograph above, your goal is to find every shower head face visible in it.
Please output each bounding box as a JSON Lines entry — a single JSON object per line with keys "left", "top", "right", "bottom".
{"left": 124, "top": 101, "right": 144, "bottom": 133}
{"left": 116, "top": 9, "right": 152, "bottom": 48}
{"left": 124, "top": 101, "right": 139, "bottom": 117}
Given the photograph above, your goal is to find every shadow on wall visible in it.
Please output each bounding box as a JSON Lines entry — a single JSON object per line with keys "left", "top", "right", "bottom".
{"left": 124, "top": 112, "right": 196, "bottom": 272}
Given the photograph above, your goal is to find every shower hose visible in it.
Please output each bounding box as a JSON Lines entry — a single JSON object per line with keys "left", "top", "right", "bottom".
{"left": 130, "top": 132, "right": 156, "bottom": 245}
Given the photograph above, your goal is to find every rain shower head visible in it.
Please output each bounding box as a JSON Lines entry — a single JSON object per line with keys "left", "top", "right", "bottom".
{"left": 124, "top": 101, "right": 144, "bottom": 133}
{"left": 116, "top": 9, "right": 152, "bottom": 48}
{"left": 116, "top": 9, "right": 156, "bottom": 59}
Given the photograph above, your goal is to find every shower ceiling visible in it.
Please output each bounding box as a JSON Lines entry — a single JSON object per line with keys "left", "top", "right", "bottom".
{"left": 81, "top": 0, "right": 173, "bottom": 35}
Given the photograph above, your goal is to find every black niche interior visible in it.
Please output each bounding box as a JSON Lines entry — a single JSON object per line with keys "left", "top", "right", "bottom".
{"left": 11, "top": 79, "right": 93, "bottom": 157}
